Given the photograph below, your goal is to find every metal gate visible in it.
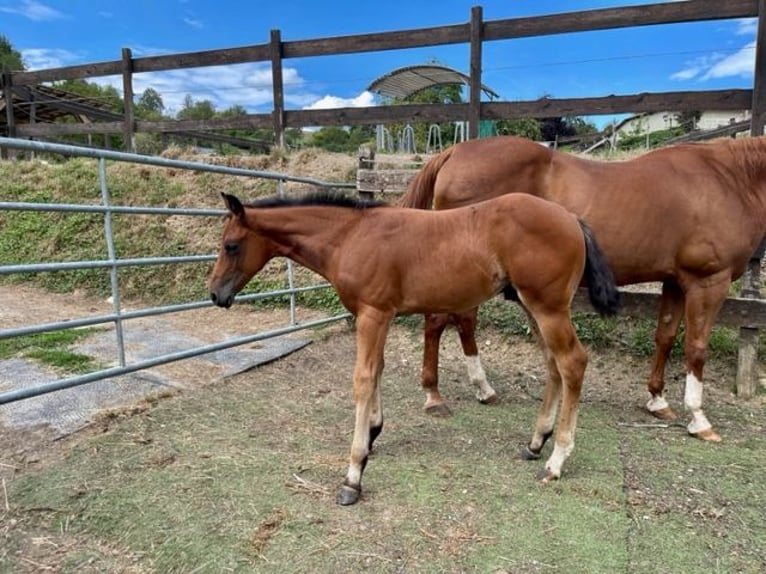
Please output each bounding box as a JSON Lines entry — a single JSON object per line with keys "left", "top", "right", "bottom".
{"left": 0, "top": 137, "right": 355, "bottom": 405}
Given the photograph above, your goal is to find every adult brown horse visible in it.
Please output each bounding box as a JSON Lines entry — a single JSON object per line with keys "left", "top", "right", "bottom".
{"left": 400, "top": 135, "right": 766, "bottom": 442}
{"left": 209, "top": 191, "right": 619, "bottom": 505}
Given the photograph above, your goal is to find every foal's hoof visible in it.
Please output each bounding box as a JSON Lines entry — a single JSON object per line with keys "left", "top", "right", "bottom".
{"left": 478, "top": 392, "right": 500, "bottom": 405}
{"left": 689, "top": 428, "right": 722, "bottom": 443}
{"left": 424, "top": 403, "right": 453, "bottom": 417}
{"left": 520, "top": 444, "right": 542, "bottom": 460}
{"left": 649, "top": 406, "right": 678, "bottom": 421}
{"left": 336, "top": 484, "right": 361, "bottom": 506}
{"left": 536, "top": 468, "right": 559, "bottom": 483}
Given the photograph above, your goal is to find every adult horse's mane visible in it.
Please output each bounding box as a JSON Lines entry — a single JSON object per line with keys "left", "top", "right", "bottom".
{"left": 722, "top": 136, "right": 766, "bottom": 180}
{"left": 246, "top": 191, "right": 388, "bottom": 210}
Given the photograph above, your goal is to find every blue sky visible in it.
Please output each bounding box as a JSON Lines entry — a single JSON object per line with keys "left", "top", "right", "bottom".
{"left": 0, "top": 0, "right": 758, "bottom": 127}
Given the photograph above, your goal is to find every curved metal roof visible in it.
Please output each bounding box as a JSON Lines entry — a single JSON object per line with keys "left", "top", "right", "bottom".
{"left": 367, "top": 64, "right": 498, "bottom": 100}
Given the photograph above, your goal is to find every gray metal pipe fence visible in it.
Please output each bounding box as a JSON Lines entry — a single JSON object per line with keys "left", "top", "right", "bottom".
{"left": 0, "top": 136, "right": 355, "bottom": 405}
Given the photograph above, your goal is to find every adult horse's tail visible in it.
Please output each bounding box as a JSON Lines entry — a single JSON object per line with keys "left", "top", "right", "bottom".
{"left": 579, "top": 219, "right": 620, "bottom": 316}
{"left": 399, "top": 147, "right": 456, "bottom": 208}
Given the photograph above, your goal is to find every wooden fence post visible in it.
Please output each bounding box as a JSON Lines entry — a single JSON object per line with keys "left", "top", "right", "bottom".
{"left": 468, "top": 5, "right": 483, "bottom": 140}
{"left": 736, "top": 0, "right": 766, "bottom": 398}
{"left": 270, "top": 29, "right": 285, "bottom": 150}
{"left": 1, "top": 71, "right": 16, "bottom": 159}
{"left": 121, "top": 48, "right": 136, "bottom": 153}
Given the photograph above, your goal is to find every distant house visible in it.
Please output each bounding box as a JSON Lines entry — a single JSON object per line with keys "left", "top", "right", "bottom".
{"left": 613, "top": 110, "right": 751, "bottom": 141}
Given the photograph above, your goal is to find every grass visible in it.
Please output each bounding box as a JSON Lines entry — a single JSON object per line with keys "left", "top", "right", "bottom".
{"left": 2, "top": 325, "right": 765, "bottom": 573}
{"left": 0, "top": 328, "right": 100, "bottom": 373}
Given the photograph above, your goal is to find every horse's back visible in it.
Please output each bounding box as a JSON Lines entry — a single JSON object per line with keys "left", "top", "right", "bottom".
{"left": 433, "top": 137, "right": 553, "bottom": 209}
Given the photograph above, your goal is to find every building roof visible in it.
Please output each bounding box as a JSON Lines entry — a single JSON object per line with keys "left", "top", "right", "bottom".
{"left": 366, "top": 64, "right": 498, "bottom": 100}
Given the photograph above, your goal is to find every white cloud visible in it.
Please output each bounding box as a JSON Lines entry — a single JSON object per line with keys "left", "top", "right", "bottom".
{"left": 304, "top": 91, "right": 375, "bottom": 110}
{"left": 735, "top": 18, "right": 758, "bottom": 36}
{"left": 183, "top": 17, "right": 203, "bottom": 29}
{"left": 701, "top": 41, "right": 756, "bottom": 80}
{"left": 21, "top": 48, "right": 81, "bottom": 70}
{"left": 671, "top": 42, "right": 755, "bottom": 82}
{"left": 0, "top": 0, "right": 63, "bottom": 21}
{"left": 90, "top": 63, "right": 313, "bottom": 116}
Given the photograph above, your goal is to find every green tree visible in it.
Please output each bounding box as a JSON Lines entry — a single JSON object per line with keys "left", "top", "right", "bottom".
{"left": 0, "top": 34, "right": 24, "bottom": 71}
{"left": 309, "top": 126, "right": 350, "bottom": 152}
{"left": 177, "top": 95, "right": 215, "bottom": 120}
{"left": 136, "top": 88, "right": 165, "bottom": 119}
{"left": 676, "top": 110, "right": 702, "bottom": 132}
{"left": 495, "top": 118, "right": 542, "bottom": 140}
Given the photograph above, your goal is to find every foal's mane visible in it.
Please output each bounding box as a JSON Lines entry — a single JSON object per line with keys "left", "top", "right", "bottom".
{"left": 246, "top": 191, "right": 388, "bottom": 210}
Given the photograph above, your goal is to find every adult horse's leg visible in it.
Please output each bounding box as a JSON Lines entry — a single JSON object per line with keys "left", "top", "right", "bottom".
{"left": 338, "top": 308, "right": 392, "bottom": 506}
{"left": 522, "top": 310, "right": 588, "bottom": 482}
{"left": 646, "top": 280, "right": 685, "bottom": 420}
{"left": 420, "top": 310, "right": 497, "bottom": 416}
{"left": 421, "top": 313, "right": 452, "bottom": 416}
{"left": 680, "top": 277, "right": 730, "bottom": 442}
{"left": 454, "top": 308, "right": 498, "bottom": 404}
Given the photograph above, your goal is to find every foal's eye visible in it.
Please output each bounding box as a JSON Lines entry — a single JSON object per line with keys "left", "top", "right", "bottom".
{"left": 224, "top": 242, "right": 240, "bottom": 256}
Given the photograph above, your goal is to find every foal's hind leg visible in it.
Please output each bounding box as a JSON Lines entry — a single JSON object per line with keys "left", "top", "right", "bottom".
{"left": 521, "top": 345, "right": 561, "bottom": 460}
{"left": 646, "top": 280, "right": 685, "bottom": 420}
{"left": 522, "top": 309, "right": 588, "bottom": 482}
{"left": 454, "top": 308, "right": 498, "bottom": 404}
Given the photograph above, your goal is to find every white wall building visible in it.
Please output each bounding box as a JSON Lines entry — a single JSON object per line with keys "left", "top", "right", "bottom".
{"left": 614, "top": 110, "right": 751, "bottom": 140}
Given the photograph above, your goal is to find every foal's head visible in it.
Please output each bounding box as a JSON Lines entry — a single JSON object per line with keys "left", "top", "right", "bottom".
{"left": 208, "top": 193, "right": 274, "bottom": 308}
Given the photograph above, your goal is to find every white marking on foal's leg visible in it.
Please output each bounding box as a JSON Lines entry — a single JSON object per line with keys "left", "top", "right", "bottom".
{"left": 684, "top": 372, "right": 712, "bottom": 434}
{"left": 466, "top": 354, "right": 497, "bottom": 403}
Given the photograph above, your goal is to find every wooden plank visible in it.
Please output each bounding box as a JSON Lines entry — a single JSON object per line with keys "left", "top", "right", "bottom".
{"left": 483, "top": 89, "right": 753, "bottom": 119}
{"left": 573, "top": 290, "right": 766, "bottom": 329}
{"left": 13, "top": 88, "right": 755, "bottom": 138}
{"left": 357, "top": 169, "right": 418, "bottom": 194}
{"left": 282, "top": 25, "right": 469, "bottom": 58}
{"left": 484, "top": 0, "right": 757, "bottom": 40}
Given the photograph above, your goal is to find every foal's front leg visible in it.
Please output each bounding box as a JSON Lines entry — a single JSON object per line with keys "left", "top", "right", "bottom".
{"left": 337, "top": 309, "right": 392, "bottom": 506}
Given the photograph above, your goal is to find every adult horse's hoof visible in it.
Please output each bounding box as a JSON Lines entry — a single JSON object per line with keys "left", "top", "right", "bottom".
{"left": 689, "top": 428, "right": 722, "bottom": 442}
{"left": 649, "top": 406, "right": 678, "bottom": 421}
{"left": 424, "top": 403, "right": 452, "bottom": 417}
{"left": 520, "top": 444, "right": 542, "bottom": 460}
{"left": 536, "top": 468, "right": 559, "bottom": 483}
{"left": 478, "top": 392, "right": 500, "bottom": 405}
{"left": 337, "top": 484, "right": 361, "bottom": 506}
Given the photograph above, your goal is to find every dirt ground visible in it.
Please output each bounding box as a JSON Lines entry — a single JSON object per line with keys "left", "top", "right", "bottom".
{"left": 2, "top": 283, "right": 766, "bottom": 572}
{"left": 1, "top": 282, "right": 759, "bottom": 478}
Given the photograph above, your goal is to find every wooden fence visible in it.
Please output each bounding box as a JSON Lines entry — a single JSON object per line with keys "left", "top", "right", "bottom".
{"left": 1, "top": 0, "right": 764, "bottom": 396}
{"left": 1, "top": 0, "right": 765, "bottom": 146}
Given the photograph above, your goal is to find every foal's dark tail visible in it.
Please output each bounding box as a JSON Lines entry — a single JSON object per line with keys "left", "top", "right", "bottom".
{"left": 579, "top": 219, "right": 620, "bottom": 316}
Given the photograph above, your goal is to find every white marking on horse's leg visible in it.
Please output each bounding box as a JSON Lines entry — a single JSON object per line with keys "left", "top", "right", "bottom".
{"left": 646, "top": 394, "right": 670, "bottom": 413}
{"left": 684, "top": 372, "right": 712, "bottom": 434}
{"left": 466, "top": 354, "right": 497, "bottom": 403}
{"left": 544, "top": 437, "right": 574, "bottom": 480}
{"left": 344, "top": 400, "right": 372, "bottom": 489}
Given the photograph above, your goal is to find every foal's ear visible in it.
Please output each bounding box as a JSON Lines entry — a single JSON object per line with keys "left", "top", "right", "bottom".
{"left": 221, "top": 192, "right": 245, "bottom": 218}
